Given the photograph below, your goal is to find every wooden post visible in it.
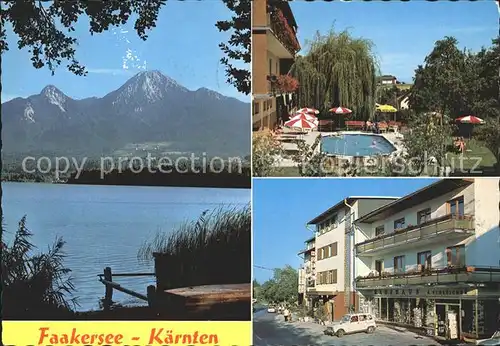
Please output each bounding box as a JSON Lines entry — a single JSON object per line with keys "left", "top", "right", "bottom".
{"left": 104, "top": 267, "right": 113, "bottom": 310}
{"left": 147, "top": 285, "right": 156, "bottom": 308}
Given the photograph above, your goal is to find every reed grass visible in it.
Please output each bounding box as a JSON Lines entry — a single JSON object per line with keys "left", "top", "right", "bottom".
{"left": 138, "top": 204, "right": 251, "bottom": 287}
{"left": 2, "top": 216, "right": 77, "bottom": 319}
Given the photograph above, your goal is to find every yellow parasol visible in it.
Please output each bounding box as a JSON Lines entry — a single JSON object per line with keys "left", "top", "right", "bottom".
{"left": 376, "top": 104, "right": 397, "bottom": 113}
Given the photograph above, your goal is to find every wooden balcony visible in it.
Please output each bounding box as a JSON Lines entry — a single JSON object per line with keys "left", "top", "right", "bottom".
{"left": 356, "top": 266, "right": 500, "bottom": 288}
{"left": 356, "top": 214, "right": 475, "bottom": 256}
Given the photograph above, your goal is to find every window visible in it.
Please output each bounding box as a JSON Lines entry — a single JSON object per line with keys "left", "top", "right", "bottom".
{"left": 394, "top": 218, "right": 406, "bottom": 230}
{"left": 417, "top": 208, "right": 432, "bottom": 225}
{"left": 325, "top": 245, "right": 331, "bottom": 258}
{"left": 269, "top": 59, "right": 272, "bottom": 75}
{"left": 375, "top": 260, "right": 384, "bottom": 275}
{"left": 417, "top": 251, "right": 432, "bottom": 270}
{"left": 252, "top": 101, "right": 260, "bottom": 115}
{"left": 394, "top": 255, "right": 405, "bottom": 274}
{"left": 375, "top": 225, "right": 385, "bottom": 237}
{"left": 448, "top": 196, "right": 465, "bottom": 217}
{"left": 329, "top": 269, "right": 337, "bottom": 283}
{"left": 331, "top": 242, "right": 338, "bottom": 257}
{"left": 447, "top": 245, "right": 465, "bottom": 267}
{"left": 318, "top": 248, "right": 324, "bottom": 260}
{"left": 351, "top": 315, "right": 359, "bottom": 322}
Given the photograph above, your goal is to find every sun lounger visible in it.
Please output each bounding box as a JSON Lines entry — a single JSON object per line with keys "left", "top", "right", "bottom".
{"left": 345, "top": 121, "right": 365, "bottom": 130}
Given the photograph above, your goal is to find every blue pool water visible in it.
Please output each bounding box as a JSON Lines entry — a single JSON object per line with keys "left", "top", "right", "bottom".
{"left": 321, "top": 134, "right": 396, "bottom": 156}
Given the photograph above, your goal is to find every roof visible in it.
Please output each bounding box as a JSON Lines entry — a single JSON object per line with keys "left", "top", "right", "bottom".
{"left": 379, "top": 75, "right": 396, "bottom": 79}
{"left": 297, "top": 247, "right": 315, "bottom": 256}
{"left": 355, "top": 179, "right": 473, "bottom": 224}
{"left": 307, "top": 196, "right": 400, "bottom": 225}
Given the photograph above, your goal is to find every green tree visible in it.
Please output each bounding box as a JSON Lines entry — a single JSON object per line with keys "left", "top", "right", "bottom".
{"left": 259, "top": 265, "right": 298, "bottom": 304}
{"left": 409, "top": 37, "right": 469, "bottom": 118}
{"left": 475, "top": 117, "right": 500, "bottom": 172}
{"left": 216, "top": 0, "right": 251, "bottom": 95}
{"left": 253, "top": 279, "right": 261, "bottom": 300}
{"left": 402, "top": 112, "right": 455, "bottom": 176}
{"left": 290, "top": 28, "right": 378, "bottom": 120}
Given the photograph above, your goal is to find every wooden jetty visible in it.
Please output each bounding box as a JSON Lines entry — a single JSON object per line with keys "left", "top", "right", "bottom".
{"left": 158, "top": 283, "right": 251, "bottom": 320}
{"left": 98, "top": 261, "right": 251, "bottom": 320}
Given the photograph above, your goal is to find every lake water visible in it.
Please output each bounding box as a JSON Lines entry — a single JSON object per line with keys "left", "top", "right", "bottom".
{"left": 2, "top": 182, "right": 250, "bottom": 311}
{"left": 321, "top": 134, "right": 396, "bottom": 156}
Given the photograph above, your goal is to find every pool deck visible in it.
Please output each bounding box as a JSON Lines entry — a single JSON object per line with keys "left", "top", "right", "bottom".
{"left": 277, "top": 130, "right": 405, "bottom": 167}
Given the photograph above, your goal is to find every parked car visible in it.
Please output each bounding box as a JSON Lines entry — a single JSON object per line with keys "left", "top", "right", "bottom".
{"left": 478, "top": 330, "right": 500, "bottom": 346}
{"left": 267, "top": 305, "right": 276, "bottom": 313}
{"left": 324, "top": 313, "right": 376, "bottom": 337}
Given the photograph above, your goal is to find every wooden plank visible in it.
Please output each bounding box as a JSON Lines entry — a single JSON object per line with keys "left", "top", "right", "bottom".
{"left": 99, "top": 279, "right": 148, "bottom": 301}
{"left": 164, "top": 283, "right": 249, "bottom": 298}
{"left": 108, "top": 273, "right": 155, "bottom": 277}
{"left": 162, "top": 283, "right": 250, "bottom": 308}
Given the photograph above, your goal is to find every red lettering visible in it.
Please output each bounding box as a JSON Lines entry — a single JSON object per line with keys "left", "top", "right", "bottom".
{"left": 81, "top": 335, "right": 89, "bottom": 344}
{"left": 149, "top": 328, "right": 164, "bottom": 344}
{"left": 38, "top": 328, "right": 50, "bottom": 345}
{"left": 114, "top": 334, "right": 123, "bottom": 344}
{"left": 70, "top": 328, "right": 81, "bottom": 344}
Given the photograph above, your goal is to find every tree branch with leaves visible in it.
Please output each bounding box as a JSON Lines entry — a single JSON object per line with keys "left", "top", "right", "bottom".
{"left": 216, "top": 0, "right": 251, "bottom": 95}
{"left": 0, "top": 0, "right": 166, "bottom": 76}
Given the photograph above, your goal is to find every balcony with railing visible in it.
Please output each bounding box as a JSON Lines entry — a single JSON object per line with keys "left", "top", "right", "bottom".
{"left": 267, "top": 8, "right": 300, "bottom": 58}
{"left": 306, "top": 280, "right": 315, "bottom": 288}
{"left": 356, "top": 214, "right": 475, "bottom": 256}
{"left": 356, "top": 265, "right": 500, "bottom": 288}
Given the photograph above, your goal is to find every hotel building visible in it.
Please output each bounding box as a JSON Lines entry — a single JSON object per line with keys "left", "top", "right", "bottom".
{"left": 251, "top": 0, "right": 300, "bottom": 130}
{"left": 298, "top": 236, "right": 316, "bottom": 307}
{"left": 303, "top": 196, "right": 399, "bottom": 321}
{"left": 353, "top": 178, "right": 500, "bottom": 342}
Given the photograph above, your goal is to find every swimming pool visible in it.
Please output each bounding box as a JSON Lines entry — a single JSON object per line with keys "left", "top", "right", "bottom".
{"left": 321, "top": 133, "right": 396, "bottom": 156}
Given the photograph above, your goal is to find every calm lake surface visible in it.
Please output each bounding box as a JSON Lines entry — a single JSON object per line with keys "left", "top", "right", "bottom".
{"left": 2, "top": 182, "right": 250, "bottom": 311}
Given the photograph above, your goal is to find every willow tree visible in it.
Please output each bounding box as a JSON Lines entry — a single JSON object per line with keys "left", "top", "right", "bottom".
{"left": 291, "top": 29, "right": 379, "bottom": 120}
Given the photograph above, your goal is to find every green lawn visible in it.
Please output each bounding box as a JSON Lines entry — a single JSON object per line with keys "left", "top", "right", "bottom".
{"left": 445, "top": 139, "right": 497, "bottom": 171}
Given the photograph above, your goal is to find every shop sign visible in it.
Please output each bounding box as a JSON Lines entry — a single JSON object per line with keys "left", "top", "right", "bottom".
{"left": 371, "top": 287, "right": 469, "bottom": 297}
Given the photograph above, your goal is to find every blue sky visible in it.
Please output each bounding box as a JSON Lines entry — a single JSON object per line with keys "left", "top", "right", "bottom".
{"left": 2, "top": 2, "right": 247, "bottom": 102}
{"left": 291, "top": 0, "right": 498, "bottom": 83}
{"left": 253, "top": 178, "right": 439, "bottom": 283}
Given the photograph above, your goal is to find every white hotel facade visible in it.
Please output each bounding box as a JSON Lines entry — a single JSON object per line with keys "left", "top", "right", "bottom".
{"left": 298, "top": 178, "right": 500, "bottom": 343}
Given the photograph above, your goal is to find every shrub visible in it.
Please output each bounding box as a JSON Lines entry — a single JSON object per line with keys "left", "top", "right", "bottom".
{"left": 252, "top": 130, "right": 283, "bottom": 177}
{"left": 2, "top": 216, "right": 76, "bottom": 319}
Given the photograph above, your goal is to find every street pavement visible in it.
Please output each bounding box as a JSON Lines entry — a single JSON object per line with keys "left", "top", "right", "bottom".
{"left": 253, "top": 311, "right": 442, "bottom": 346}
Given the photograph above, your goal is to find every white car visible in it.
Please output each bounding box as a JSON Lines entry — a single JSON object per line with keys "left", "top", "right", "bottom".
{"left": 267, "top": 306, "right": 276, "bottom": 313}
{"left": 478, "top": 330, "right": 500, "bottom": 345}
{"left": 324, "top": 313, "right": 376, "bottom": 337}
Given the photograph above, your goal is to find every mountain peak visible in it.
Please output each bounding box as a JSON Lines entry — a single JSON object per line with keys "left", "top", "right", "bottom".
{"left": 41, "top": 84, "right": 62, "bottom": 95}
{"left": 112, "top": 70, "right": 188, "bottom": 106}
{"left": 40, "top": 85, "right": 67, "bottom": 112}
{"left": 196, "top": 87, "right": 223, "bottom": 100}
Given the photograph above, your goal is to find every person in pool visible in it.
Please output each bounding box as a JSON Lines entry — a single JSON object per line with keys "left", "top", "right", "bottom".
{"left": 370, "top": 139, "right": 382, "bottom": 150}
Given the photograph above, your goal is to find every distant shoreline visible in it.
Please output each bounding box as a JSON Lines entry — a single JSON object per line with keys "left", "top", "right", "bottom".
{"left": 2, "top": 179, "right": 251, "bottom": 189}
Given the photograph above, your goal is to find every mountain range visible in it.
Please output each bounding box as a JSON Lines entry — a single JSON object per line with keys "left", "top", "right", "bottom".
{"left": 1, "top": 70, "right": 250, "bottom": 159}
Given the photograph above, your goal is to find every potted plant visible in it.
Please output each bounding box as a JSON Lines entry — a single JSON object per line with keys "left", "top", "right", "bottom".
{"left": 314, "top": 302, "right": 328, "bottom": 325}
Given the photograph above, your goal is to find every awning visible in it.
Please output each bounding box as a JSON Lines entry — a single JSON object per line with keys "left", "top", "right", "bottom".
{"left": 307, "top": 290, "right": 337, "bottom": 297}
